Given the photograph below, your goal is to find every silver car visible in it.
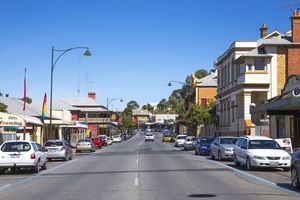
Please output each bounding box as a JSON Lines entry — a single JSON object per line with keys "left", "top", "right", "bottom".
{"left": 76, "top": 139, "right": 96, "bottom": 153}
{"left": 0, "top": 140, "right": 48, "bottom": 174}
{"left": 44, "top": 139, "right": 73, "bottom": 161}
{"left": 210, "top": 136, "right": 238, "bottom": 160}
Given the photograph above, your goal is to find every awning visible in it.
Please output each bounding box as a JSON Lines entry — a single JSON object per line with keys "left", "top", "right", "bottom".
{"left": 0, "top": 112, "right": 43, "bottom": 127}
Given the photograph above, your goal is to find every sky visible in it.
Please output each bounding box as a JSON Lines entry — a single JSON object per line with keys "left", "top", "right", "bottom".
{"left": 0, "top": 0, "right": 298, "bottom": 110}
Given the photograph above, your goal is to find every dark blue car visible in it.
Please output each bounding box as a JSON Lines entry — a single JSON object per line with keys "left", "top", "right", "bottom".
{"left": 195, "top": 136, "right": 215, "bottom": 155}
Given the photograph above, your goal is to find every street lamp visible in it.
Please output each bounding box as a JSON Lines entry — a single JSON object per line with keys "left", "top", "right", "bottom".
{"left": 106, "top": 98, "right": 123, "bottom": 110}
{"left": 49, "top": 46, "right": 92, "bottom": 139}
{"left": 167, "top": 81, "right": 185, "bottom": 86}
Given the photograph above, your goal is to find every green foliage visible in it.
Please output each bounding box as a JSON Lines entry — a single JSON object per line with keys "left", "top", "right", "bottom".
{"left": 127, "top": 100, "right": 139, "bottom": 110}
{"left": 119, "top": 113, "right": 137, "bottom": 131}
{"left": 19, "top": 97, "right": 32, "bottom": 104}
{"left": 183, "top": 101, "right": 215, "bottom": 129}
{"left": 195, "top": 69, "right": 208, "bottom": 79}
{"left": 142, "top": 103, "right": 154, "bottom": 112}
{"left": 0, "top": 102, "right": 7, "bottom": 112}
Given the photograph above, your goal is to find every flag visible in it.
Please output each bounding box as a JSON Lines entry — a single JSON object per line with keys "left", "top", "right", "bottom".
{"left": 23, "top": 67, "right": 27, "bottom": 111}
{"left": 41, "top": 93, "right": 47, "bottom": 124}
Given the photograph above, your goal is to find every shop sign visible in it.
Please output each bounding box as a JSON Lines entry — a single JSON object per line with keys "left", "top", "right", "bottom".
{"left": 0, "top": 113, "right": 24, "bottom": 127}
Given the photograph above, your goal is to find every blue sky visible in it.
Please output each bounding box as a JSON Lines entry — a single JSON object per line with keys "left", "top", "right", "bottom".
{"left": 0, "top": 0, "right": 297, "bottom": 110}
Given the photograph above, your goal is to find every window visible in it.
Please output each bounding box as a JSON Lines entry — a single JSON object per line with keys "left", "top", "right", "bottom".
{"left": 201, "top": 98, "right": 207, "bottom": 105}
{"left": 254, "top": 58, "right": 265, "bottom": 70}
{"left": 239, "top": 62, "right": 245, "bottom": 75}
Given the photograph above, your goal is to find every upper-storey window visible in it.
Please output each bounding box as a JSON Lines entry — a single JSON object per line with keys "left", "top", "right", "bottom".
{"left": 239, "top": 62, "right": 245, "bottom": 75}
{"left": 254, "top": 58, "right": 265, "bottom": 70}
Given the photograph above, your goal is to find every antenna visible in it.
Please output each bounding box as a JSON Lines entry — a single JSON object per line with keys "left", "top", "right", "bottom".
{"left": 282, "top": 0, "right": 300, "bottom": 11}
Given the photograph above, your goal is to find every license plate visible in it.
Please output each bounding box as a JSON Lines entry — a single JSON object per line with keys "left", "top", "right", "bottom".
{"left": 11, "top": 155, "right": 20, "bottom": 158}
{"left": 270, "top": 161, "right": 279, "bottom": 165}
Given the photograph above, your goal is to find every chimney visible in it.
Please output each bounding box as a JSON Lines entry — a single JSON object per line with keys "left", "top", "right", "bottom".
{"left": 260, "top": 23, "right": 268, "bottom": 38}
{"left": 291, "top": 10, "right": 300, "bottom": 42}
{"left": 88, "top": 92, "right": 96, "bottom": 100}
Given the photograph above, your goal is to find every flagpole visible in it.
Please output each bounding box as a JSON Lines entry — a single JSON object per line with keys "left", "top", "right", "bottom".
{"left": 23, "top": 67, "right": 27, "bottom": 141}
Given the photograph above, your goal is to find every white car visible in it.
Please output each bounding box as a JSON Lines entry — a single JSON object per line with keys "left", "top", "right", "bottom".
{"left": 0, "top": 140, "right": 48, "bottom": 174}
{"left": 113, "top": 135, "right": 122, "bottom": 143}
{"left": 107, "top": 137, "right": 113, "bottom": 145}
{"left": 145, "top": 133, "right": 154, "bottom": 141}
{"left": 233, "top": 135, "right": 291, "bottom": 171}
{"left": 175, "top": 135, "right": 187, "bottom": 147}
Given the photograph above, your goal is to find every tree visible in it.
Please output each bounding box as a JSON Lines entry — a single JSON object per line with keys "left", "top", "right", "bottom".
{"left": 142, "top": 103, "right": 154, "bottom": 112}
{"left": 127, "top": 100, "right": 139, "bottom": 110}
{"left": 119, "top": 113, "right": 137, "bottom": 131}
{"left": 195, "top": 69, "right": 208, "bottom": 79}
{"left": 19, "top": 97, "right": 32, "bottom": 104}
{"left": 0, "top": 102, "right": 7, "bottom": 112}
{"left": 157, "top": 98, "right": 169, "bottom": 113}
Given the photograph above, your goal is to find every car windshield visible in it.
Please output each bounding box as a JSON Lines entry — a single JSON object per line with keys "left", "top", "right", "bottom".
{"left": 186, "top": 137, "right": 195, "bottom": 141}
{"left": 200, "top": 138, "right": 214, "bottom": 144}
{"left": 164, "top": 134, "right": 171, "bottom": 137}
{"left": 78, "top": 139, "right": 91, "bottom": 143}
{"left": 220, "top": 138, "right": 237, "bottom": 144}
{"left": 1, "top": 142, "right": 31, "bottom": 152}
{"left": 45, "top": 141, "right": 63, "bottom": 147}
{"left": 249, "top": 140, "right": 282, "bottom": 149}
{"left": 146, "top": 133, "right": 153, "bottom": 136}
{"left": 177, "top": 136, "right": 187, "bottom": 140}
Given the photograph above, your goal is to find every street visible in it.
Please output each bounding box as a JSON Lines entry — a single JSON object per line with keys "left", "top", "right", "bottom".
{"left": 0, "top": 131, "right": 299, "bottom": 200}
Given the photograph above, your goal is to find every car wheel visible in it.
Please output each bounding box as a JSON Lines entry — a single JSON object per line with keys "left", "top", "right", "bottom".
{"left": 218, "top": 151, "right": 222, "bottom": 161}
{"left": 32, "top": 161, "right": 40, "bottom": 173}
{"left": 234, "top": 155, "right": 240, "bottom": 166}
{"left": 291, "top": 167, "right": 300, "bottom": 189}
{"left": 210, "top": 151, "right": 215, "bottom": 160}
{"left": 63, "top": 153, "right": 68, "bottom": 161}
{"left": 41, "top": 160, "right": 48, "bottom": 170}
{"left": 69, "top": 153, "right": 73, "bottom": 160}
{"left": 246, "top": 157, "right": 252, "bottom": 171}
{"left": 283, "top": 167, "right": 291, "bottom": 172}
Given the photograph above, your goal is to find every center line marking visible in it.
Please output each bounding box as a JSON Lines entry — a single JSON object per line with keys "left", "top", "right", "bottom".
{"left": 135, "top": 177, "right": 139, "bottom": 186}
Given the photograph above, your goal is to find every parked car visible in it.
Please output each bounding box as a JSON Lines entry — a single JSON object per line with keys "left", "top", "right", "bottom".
{"left": 0, "top": 140, "right": 48, "bottom": 174}
{"left": 145, "top": 132, "right": 155, "bottom": 141}
{"left": 107, "top": 137, "right": 113, "bottom": 145}
{"left": 113, "top": 135, "right": 122, "bottom": 143}
{"left": 91, "top": 138, "right": 102, "bottom": 148}
{"left": 121, "top": 133, "right": 128, "bottom": 141}
{"left": 44, "top": 139, "right": 73, "bottom": 161}
{"left": 291, "top": 148, "right": 300, "bottom": 189}
{"left": 210, "top": 136, "right": 238, "bottom": 160}
{"left": 233, "top": 135, "right": 291, "bottom": 171}
{"left": 195, "top": 136, "right": 215, "bottom": 155}
{"left": 183, "top": 136, "right": 196, "bottom": 150}
{"left": 98, "top": 135, "right": 108, "bottom": 146}
{"left": 76, "top": 139, "right": 96, "bottom": 153}
{"left": 174, "top": 135, "right": 187, "bottom": 147}
{"left": 162, "top": 134, "right": 172, "bottom": 142}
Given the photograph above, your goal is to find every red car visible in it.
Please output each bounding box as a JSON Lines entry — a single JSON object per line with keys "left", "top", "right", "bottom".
{"left": 91, "top": 138, "right": 102, "bottom": 148}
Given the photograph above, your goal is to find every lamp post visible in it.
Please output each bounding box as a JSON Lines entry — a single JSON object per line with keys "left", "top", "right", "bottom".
{"left": 167, "top": 81, "right": 185, "bottom": 86}
{"left": 106, "top": 98, "right": 123, "bottom": 137}
{"left": 106, "top": 98, "right": 123, "bottom": 110}
{"left": 49, "top": 46, "right": 92, "bottom": 139}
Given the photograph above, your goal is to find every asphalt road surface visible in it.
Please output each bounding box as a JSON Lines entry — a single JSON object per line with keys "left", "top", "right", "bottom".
{"left": 0, "top": 131, "right": 299, "bottom": 200}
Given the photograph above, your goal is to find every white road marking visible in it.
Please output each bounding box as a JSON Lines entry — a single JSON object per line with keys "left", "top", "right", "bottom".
{"left": 135, "top": 177, "right": 139, "bottom": 186}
